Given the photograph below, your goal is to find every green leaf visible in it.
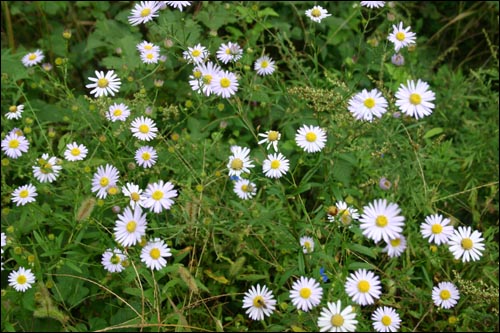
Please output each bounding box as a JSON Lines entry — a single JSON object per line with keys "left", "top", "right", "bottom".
{"left": 346, "top": 243, "right": 378, "bottom": 259}
{"left": 423, "top": 127, "right": 444, "bottom": 139}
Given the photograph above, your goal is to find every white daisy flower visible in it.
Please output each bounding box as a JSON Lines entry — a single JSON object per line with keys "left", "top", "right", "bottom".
{"left": 382, "top": 234, "right": 407, "bottom": 258}
{"left": 1, "top": 232, "right": 6, "bottom": 248}
{"left": 142, "top": 180, "right": 178, "bottom": 213}
{"left": 345, "top": 269, "right": 382, "bottom": 306}
{"left": 21, "top": 49, "right": 44, "bottom": 67}
{"left": 86, "top": 70, "right": 122, "bottom": 98}
{"left": 130, "top": 116, "right": 158, "bottom": 141}
{"left": 189, "top": 61, "right": 222, "bottom": 96}
{"left": 91, "top": 164, "right": 120, "bottom": 199}
{"left": 136, "top": 41, "right": 160, "bottom": 54}
{"left": 295, "top": 124, "right": 327, "bottom": 153}
{"left": 305, "top": 5, "right": 331, "bottom": 23}
{"left": 371, "top": 306, "right": 401, "bottom": 332}
{"left": 106, "top": 103, "right": 131, "bottom": 122}
{"left": 182, "top": 43, "right": 209, "bottom": 64}
{"left": 101, "top": 248, "right": 127, "bottom": 273}
{"left": 8, "top": 267, "right": 36, "bottom": 292}
{"left": 242, "top": 284, "right": 276, "bottom": 321}
{"left": 114, "top": 206, "right": 148, "bottom": 247}
{"left": 227, "top": 145, "right": 255, "bottom": 177}
{"left": 216, "top": 42, "right": 243, "bottom": 64}
{"left": 1, "top": 132, "right": 29, "bottom": 159}
{"left": 163, "top": 1, "right": 192, "bottom": 11}
{"left": 11, "top": 184, "right": 38, "bottom": 206}
{"left": 388, "top": 21, "right": 416, "bottom": 52}
{"left": 359, "top": 198, "right": 405, "bottom": 243}
{"left": 5, "top": 104, "right": 24, "bottom": 120}
{"left": 420, "top": 214, "right": 454, "bottom": 245}
{"left": 254, "top": 55, "right": 276, "bottom": 76}
{"left": 140, "top": 49, "right": 160, "bottom": 64}
{"left": 233, "top": 178, "right": 257, "bottom": 200}
{"left": 395, "top": 79, "right": 435, "bottom": 120}
{"left": 64, "top": 142, "right": 88, "bottom": 161}
{"left": 210, "top": 70, "right": 239, "bottom": 98}
{"left": 317, "top": 300, "right": 358, "bottom": 332}
{"left": 289, "top": 276, "right": 323, "bottom": 312}
{"left": 448, "top": 226, "right": 485, "bottom": 262}
{"left": 122, "top": 182, "right": 146, "bottom": 208}
{"left": 135, "top": 146, "right": 158, "bottom": 168}
{"left": 347, "top": 88, "right": 389, "bottom": 122}
{"left": 32, "top": 153, "right": 62, "bottom": 183}
{"left": 432, "top": 281, "right": 460, "bottom": 309}
{"left": 262, "top": 152, "right": 290, "bottom": 179}
{"left": 128, "top": 1, "right": 162, "bottom": 26}
{"left": 140, "top": 238, "right": 172, "bottom": 270}
{"left": 300, "top": 236, "right": 315, "bottom": 254}
{"left": 258, "top": 130, "right": 281, "bottom": 151}
{"left": 361, "top": 1, "right": 386, "bottom": 9}
{"left": 330, "top": 201, "right": 360, "bottom": 226}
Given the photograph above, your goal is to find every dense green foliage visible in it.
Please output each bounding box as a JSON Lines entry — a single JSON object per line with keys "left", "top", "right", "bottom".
{"left": 1, "top": 1, "right": 498, "bottom": 332}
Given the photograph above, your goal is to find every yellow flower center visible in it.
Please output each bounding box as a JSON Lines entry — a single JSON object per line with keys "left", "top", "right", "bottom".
{"left": 202, "top": 74, "right": 213, "bottom": 84}
{"left": 331, "top": 314, "right": 344, "bottom": 327}
{"left": 126, "top": 221, "right": 137, "bottom": 233}
{"left": 113, "top": 109, "right": 122, "bottom": 116}
{"left": 299, "top": 287, "right": 311, "bottom": 299}
{"left": 268, "top": 131, "right": 279, "bottom": 141}
{"left": 381, "top": 315, "right": 392, "bottom": 326}
{"left": 140, "top": 8, "right": 151, "bottom": 17}
{"left": 440, "top": 289, "right": 451, "bottom": 300}
{"left": 97, "top": 78, "right": 109, "bottom": 88}
{"left": 230, "top": 158, "right": 243, "bottom": 170}
{"left": 100, "top": 177, "right": 109, "bottom": 187}
{"left": 241, "top": 184, "right": 248, "bottom": 192}
{"left": 19, "top": 190, "right": 29, "bottom": 198}
{"left": 305, "top": 132, "right": 317, "bottom": 142}
{"left": 430, "top": 245, "right": 438, "bottom": 253}
{"left": 131, "top": 192, "right": 140, "bottom": 202}
{"left": 364, "top": 97, "right": 375, "bottom": 108}
{"left": 390, "top": 238, "right": 401, "bottom": 247}
{"left": 29, "top": 54, "right": 37, "bottom": 61}
{"left": 311, "top": 8, "right": 321, "bottom": 17}
{"left": 304, "top": 241, "right": 312, "bottom": 252}
{"left": 461, "top": 238, "right": 473, "bottom": 250}
{"left": 150, "top": 248, "right": 161, "bottom": 259}
{"left": 17, "top": 275, "right": 27, "bottom": 284}
{"left": 9, "top": 105, "right": 17, "bottom": 112}
{"left": 431, "top": 224, "right": 443, "bottom": 234}
{"left": 340, "top": 211, "right": 352, "bottom": 225}
{"left": 152, "top": 190, "right": 164, "bottom": 201}
{"left": 110, "top": 254, "right": 121, "bottom": 265}
{"left": 376, "top": 215, "right": 388, "bottom": 227}
{"left": 145, "top": 44, "right": 153, "bottom": 50}
{"left": 9, "top": 139, "right": 20, "bottom": 148}
{"left": 139, "top": 124, "right": 150, "bottom": 133}
{"left": 261, "top": 60, "right": 268, "bottom": 68}
{"left": 220, "top": 77, "right": 231, "bottom": 88}
{"left": 253, "top": 295, "right": 265, "bottom": 308}
{"left": 142, "top": 152, "right": 151, "bottom": 160}
{"left": 225, "top": 48, "right": 231, "bottom": 55}
{"left": 270, "top": 160, "right": 280, "bottom": 169}
{"left": 409, "top": 93, "right": 421, "bottom": 105}
{"left": 71, "top": 148, "right": 80, "bottom": 156}
{"left": 396, "top": 32, "right": 406, "bottom": 41}
{"left": 147, "top": 53, "right": 153, "bottom": 60}
{"left": 191, "top": 49, "right": 201, "bottom": 57}
{"left": 358, "top": 280, "right": 370, "bottom": 293}
{"left": 108, "top": 187, "right": 118, "bottom": 195}
{"left": 193, "top": 70, "right": 202, "bottom": 79}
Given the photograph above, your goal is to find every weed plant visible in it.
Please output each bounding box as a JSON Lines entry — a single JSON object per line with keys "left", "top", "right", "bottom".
{"left": 1, "top": 1, "right": 499, "bottom": 332}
